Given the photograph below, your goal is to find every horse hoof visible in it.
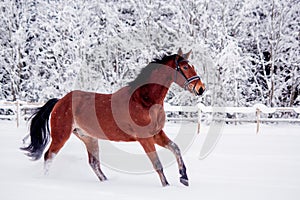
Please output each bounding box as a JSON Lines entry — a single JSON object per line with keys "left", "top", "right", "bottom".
{"left": 180, "top": 177, "right": 189, "bottom": 186}
{"left": 99, "top": 175, "right": 108, "bottom": 182}
{"left": 162, "top": 181, "right": 170, "bottom": 187}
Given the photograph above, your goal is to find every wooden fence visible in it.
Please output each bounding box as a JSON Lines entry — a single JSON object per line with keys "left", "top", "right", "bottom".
{"left": 165, "top": 103, "right": 300, "bottom": 133}
{"left": 0, "top": 101, "right": 299, "bottom": 133}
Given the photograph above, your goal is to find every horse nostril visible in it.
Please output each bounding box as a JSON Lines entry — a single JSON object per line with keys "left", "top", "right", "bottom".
{"left": 198, "top": 87, "right": 205, "bottom": 95}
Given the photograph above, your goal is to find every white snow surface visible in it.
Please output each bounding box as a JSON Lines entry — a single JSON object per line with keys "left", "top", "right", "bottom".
{"left": 1, "top": 121, "right": 300, "bottom": 200}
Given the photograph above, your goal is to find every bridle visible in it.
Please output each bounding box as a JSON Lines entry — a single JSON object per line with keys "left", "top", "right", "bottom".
{"left": 174, "top": 58, "right": 201, "bottom": 94}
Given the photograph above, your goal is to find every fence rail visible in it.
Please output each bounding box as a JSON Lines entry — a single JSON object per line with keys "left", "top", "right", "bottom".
{"left": 0, "top": 101, "right": 299, "bottom": 133}
{"left": 165, "top": 103, "right": 300, "bottom": 133}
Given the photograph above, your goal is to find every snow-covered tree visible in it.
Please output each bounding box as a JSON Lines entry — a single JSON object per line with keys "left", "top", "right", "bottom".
{"left": 0, "top": 0, "right": 299, "bottom": 108}
{"left": 240, "top": 0, "right": 300, "bottom": 106}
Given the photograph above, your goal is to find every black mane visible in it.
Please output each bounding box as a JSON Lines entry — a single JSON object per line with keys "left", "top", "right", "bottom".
{"left": 151, "top": 54, "right": 175, "bottom": 64}
{"left": 128, "top": 54, "right": 179, "bottom": 90}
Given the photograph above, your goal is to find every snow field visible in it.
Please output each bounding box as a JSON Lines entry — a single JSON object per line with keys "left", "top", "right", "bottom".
{"left": 0, "top": 121, "right": 300, "bottom": 200}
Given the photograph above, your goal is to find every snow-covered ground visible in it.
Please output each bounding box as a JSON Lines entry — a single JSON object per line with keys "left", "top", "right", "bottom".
{"left": 1, "top": 120, "right": 300, "bottom": 200}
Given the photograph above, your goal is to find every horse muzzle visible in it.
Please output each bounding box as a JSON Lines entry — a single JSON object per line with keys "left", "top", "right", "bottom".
{"left": 196, "top": 87, "right": 205, "bottom": 96}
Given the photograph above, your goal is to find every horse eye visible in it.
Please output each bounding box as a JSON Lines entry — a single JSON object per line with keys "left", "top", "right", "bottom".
{"left": 183, "top": 66, "right": 189, "bottom": 70}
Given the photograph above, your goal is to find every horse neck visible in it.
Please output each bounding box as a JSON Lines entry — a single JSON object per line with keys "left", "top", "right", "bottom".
{"left": 133, "top": 68, "right": 173, "bottom": 106}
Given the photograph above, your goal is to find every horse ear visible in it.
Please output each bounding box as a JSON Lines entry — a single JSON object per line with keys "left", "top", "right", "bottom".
{"left": 177, "top": 48, "right": 183, "bottom": 56}
{"left": 183, "top": 49, "right": 192, "bottom": 59}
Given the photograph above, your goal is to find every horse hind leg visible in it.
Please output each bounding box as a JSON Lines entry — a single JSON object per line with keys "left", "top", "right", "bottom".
{"left": 44, "top": 128, "right": 71, "bottom": 174}
{"left": 44, "top": 125, "right": 73, "bottom": 174}
{"left": 73, "top": 128, "right": 107, "bottom": 181}
{"left": 43, "top": 99, "right": 74, "bottom": 174}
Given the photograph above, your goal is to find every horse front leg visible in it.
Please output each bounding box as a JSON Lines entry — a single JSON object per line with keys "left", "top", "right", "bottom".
{"left": 154, "top": 131, "right": 189, "bottom": 186}
{"left": 166, "top": 141, "right": 188, "bottom": 186}
{"left": 138, "top": 138, "right": 169, "bottom": 186}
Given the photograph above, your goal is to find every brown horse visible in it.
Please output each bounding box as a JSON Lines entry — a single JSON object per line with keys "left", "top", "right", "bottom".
{"left": 21, "top": 48, "right": 205, "bottom": 186}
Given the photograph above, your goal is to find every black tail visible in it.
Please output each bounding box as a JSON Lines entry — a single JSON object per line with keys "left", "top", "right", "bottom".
{"left": 21, "top": 98, "right": 59, "bottom": 160}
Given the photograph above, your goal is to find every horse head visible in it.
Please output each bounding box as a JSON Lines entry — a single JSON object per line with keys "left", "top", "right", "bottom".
{"left": 173, "top": 48, "right": 206, "bottom": 96}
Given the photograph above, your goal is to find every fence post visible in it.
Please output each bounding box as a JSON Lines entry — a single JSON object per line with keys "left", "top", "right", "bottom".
{"left": 16, "top": 100, "right": 21, "bottom": 127}
{"left": 256, "top": 108, "right": 260, "bottom": 134}
{"left": 197, "top": 106, "right": 201, "bottom": 134}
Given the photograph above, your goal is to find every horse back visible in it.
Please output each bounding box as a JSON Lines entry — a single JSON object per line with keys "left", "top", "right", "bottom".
{"left": 57, "top": 90, "right": 136, "bottom": 141}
